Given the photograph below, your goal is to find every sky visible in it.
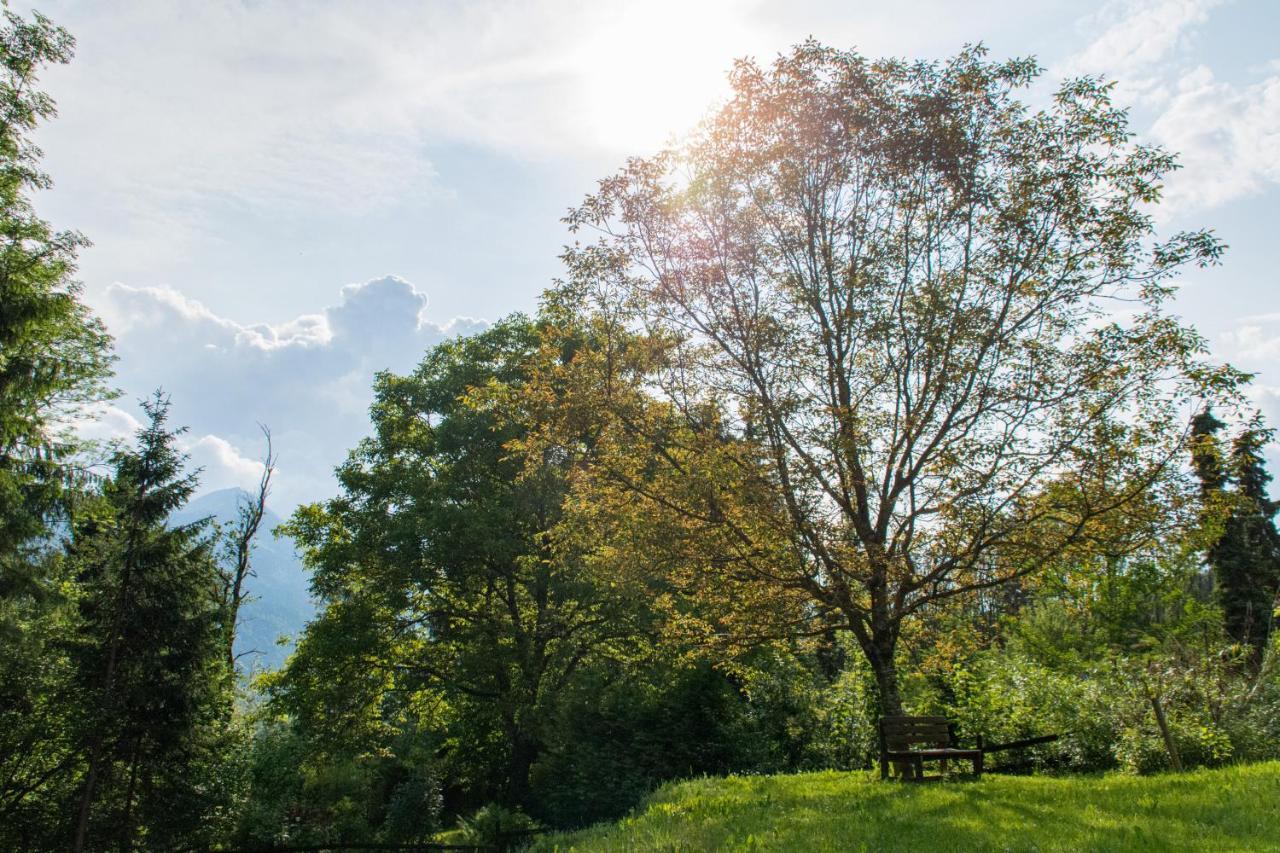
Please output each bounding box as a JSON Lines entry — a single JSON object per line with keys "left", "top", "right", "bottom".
{"left": 16, "top": 0, "right": 1280, "bottom": 510}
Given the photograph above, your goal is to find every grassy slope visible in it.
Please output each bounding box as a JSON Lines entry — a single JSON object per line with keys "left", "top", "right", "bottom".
{"left": 534, "top": 762, "right": 1280, "bottom": 852}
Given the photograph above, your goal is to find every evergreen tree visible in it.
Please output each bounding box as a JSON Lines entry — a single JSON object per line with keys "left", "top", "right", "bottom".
{"left": 1189, "top": 408, "right": 1228, "bottom": 497}
{"left": 0, "top": 9, "right": 113, "bottom": 610}
{"left": 1221, "top": 427, "right": 1280, "bottom": 661}
{"left": 68, "top": 393, "right": 229, "bottom": 851}
{"left": 0, "top": 10, "right": 114, "bottom": 841}
{"left": 1189, "top": 410, "right": 1280, "bottom": 665}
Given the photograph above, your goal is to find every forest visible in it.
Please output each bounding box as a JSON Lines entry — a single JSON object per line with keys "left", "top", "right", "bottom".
{"left": 2, "top": 8, "right": 1278, "bottom": 851}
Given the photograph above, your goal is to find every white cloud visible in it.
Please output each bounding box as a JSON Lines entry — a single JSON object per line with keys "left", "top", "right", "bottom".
{"left": 1150, "top": 66, "right": 1280, "bottom": 211}
{"left": 99, "top": 275, "right": 488, "bottom": 510}
{"left": 30, "top": 0, "right": 764, "bottom": 226}
{"left": 1221, "top": 324, "right": 1280, "bottom": 362}
{"left": 1063, "top": 0, "right": 1225, "bottom": 100}
{"left": 183, "top": 433, "right": 269, "bottom": 495}
{"left": 75, "top": 402, "right": 270, "bottom": 498}
{"left": 76, "top": 403, "right": 143, "bottom": 445}
{"left": 1063, "top": 0, "right": 1280, "bottom": 213}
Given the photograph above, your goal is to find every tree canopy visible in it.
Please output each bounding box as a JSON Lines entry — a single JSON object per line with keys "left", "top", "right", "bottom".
{"left": 559, "top": 42, "right": 1245, "bottom": 713}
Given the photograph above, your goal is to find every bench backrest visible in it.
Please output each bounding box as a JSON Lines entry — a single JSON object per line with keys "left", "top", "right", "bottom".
{"left": 879, "top": 715, "right": 953, "bottom": 751}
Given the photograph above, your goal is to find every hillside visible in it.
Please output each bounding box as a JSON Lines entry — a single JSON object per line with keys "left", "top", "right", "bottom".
{"left": 535, "top": 762, "right": 1280, "bottom": 852}
{"left": 172, "top": 487, "right": 315, "bottom": 671}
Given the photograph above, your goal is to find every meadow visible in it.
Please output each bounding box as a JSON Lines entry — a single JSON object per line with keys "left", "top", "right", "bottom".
{"left": 536, "top": 763, "right": 1280, "bottom": 852}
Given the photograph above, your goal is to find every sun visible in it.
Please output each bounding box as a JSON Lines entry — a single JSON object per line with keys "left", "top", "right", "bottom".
{"left": 569, "top": 1, "right": 762, "bottom": 154}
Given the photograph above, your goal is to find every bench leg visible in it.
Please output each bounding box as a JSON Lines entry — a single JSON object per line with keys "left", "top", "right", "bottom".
{"left": 880, "top": 754, "right": 888, "bottom": 781}
{"left": 974, "top": 752, "right": 983, "bottom": 778}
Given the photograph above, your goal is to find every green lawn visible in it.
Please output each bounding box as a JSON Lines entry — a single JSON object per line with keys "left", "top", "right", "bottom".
{"left": 532, "top": 762, "right": 1280, "bottom": 852}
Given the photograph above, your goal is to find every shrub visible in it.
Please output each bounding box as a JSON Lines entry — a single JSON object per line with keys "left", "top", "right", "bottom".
{"left": 456, "top": 804, "right": 540, "bottom": 850}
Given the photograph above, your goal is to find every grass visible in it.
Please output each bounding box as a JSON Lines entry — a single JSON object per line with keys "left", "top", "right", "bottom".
{"left": 532, "top": 761, "right": 1280, "bottom": 852}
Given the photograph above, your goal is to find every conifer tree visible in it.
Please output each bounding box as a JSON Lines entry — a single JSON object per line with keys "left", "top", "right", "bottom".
{"left": 68, "top": 393, "right": 228, "bottom": 851}
{"left": 1222, "top": 428, "right": 1280, "bottom": 661}
{"left": 1189, "top": 410, "right": 1280, "bottom": 665}
{"left": 0, "top": 9, "right": 113, "bottom": 609}
{"left": 0, "top": 10, "right": 114, "bottom": 842}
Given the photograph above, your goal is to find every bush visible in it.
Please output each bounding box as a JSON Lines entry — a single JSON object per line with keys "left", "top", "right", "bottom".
{"left": 456, "top": 804, "right": 540, "bottom": 850}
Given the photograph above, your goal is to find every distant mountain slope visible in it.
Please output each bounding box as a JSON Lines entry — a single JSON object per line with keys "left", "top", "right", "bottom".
{"left": 172, "top": 487, "right": 315, "bottom": 671}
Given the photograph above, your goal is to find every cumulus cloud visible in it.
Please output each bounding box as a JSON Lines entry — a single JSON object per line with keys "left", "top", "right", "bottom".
{"left": 1062, "top": 0, "right": 1225, "bottom": 100}
{"left": 1149, "top": 66, "right": 1280, "bottom": 211}
{"left": 76, "top": 402, "right": 271, "bottom": 497}
{"left": 184, "top": 434, "right": 270, "bottom": 494}
{"left": 99, "top": 275, "right": 488, "bottom": 510}
{"left": 1063, "top": 0, "right": 1280, "bottom": 213}
{"left": 1221, "top": 323, "right": 1280, "bottom": 363}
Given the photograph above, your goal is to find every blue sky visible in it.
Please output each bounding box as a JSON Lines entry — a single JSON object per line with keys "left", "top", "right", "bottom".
{"left": 18, "top": 0, "right": 1280, "bottom": 509}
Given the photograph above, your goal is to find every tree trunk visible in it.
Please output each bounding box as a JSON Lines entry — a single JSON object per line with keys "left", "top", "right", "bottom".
{"left": 73, "top": 613, "right": 126, "bottom": 852}
{"left": 1148, "top": 691, "right": 1183, "bottom": 772}
{"left": 856, "top": 619, "right": 911, "bottom": 777}
{"left": 857, "top": 619, "right": 904, "bottom": 717}
{"left": 71, "top": 743, "right": 102, "bottom": 853}
{"left": 503, "top": 731, "right": 538, "bottom": 809}
{"left": 869, "top": 652, "right": 904, "bottom": 717}
{"left": 118, "top": 735, "right": 143, "bottom": 853}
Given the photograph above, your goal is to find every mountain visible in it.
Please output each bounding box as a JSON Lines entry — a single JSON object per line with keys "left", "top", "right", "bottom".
{"left": 172, "top": 487, "right": 316, "bottom": 672}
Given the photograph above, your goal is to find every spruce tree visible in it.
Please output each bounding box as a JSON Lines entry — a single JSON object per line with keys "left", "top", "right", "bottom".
{"left": 1189, "top": 408, "right": 1228, "bottom": 497}
{"left": 1223, "top": 428, "right": 1280, "bottom": 661}
{"left": 1189, "top": 409, "right": 1280, "bottom": 665}
{"left": 0, "top": 9, "right": 113, "bottom": 608}
{"left": 0, "top": 11, "right": 114, "bottom": 842}
{"left": 68, "top": 393, "right": 228, "bottom": 851}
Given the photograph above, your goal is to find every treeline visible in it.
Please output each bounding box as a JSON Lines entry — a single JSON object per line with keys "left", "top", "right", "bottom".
{"left": 2, "top": 9, "right": 1279, "bottom": 851}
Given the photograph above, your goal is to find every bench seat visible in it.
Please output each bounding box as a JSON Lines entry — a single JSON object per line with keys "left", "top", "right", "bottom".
{"left": 879, "top": 716, "right": 984, "bottom": 781}
{"left": 883, "top": 748, "right": 982, "bottom": 760}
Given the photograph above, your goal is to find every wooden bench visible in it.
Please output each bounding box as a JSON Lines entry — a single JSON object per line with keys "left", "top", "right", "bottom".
{"left": 878, "top": 715, "right": 983, "bottom": 781}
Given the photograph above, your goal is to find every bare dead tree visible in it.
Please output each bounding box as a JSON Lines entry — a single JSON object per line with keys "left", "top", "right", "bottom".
{"left": 221, "top": 424, "right": 275, "bottom": 670}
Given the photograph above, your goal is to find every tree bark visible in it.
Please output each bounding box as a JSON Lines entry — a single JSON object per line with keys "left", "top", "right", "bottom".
{"left": 1148, "top": 691, "right": 1183, "bottom": 772}
{"left": 867, "top": 642, "right": 904, "bottom": 717}
{"left": 503, "top": 731, "right": 538, "bottom": 810}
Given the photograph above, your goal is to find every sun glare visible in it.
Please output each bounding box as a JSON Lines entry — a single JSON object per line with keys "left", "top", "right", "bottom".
{"left": 571, "top": 2, "right": 759, "bottom": 153}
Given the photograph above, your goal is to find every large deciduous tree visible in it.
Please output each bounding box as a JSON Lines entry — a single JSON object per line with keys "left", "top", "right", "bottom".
{"left": 560, "top": 42, "right": 1241, "bottom": 714}
{"left": 277, "top": 318, "right": 645, "bottom": 812}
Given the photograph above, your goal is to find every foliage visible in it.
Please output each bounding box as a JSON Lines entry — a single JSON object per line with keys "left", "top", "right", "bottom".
{"left": 534, "top": 657, "right": 785, "bottom": 828}
{"left": 1190, "top": 411, "right": 1280, "bottom": 663}
{"left": 4, "top": 12, "right": 1279, "bottom": 849}
{"left": 535, "top": 762, "right": 1280, "bottom": 852}
{"left": 923, "top": 551, "right": 1280, "bottom": 776}
{"left": 271, "top": 317, "right": 651, "bottom": 818}
{"left": 65, "top": 393, "right": 233, "bottom": 850}
{"left": 0, "top": 11, "right": 117, "bottom": 842}
{"left": 0, "top": 8, "right": 113, "bottom": 609}
{"left": 557, "top": 39, "right": 1246, "bottom": 715}
{"left": 456, "top": 803, "right": 541, "bottom": 849}
{"left": 232, "top": 708, "right": 445, "bottom": 846}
